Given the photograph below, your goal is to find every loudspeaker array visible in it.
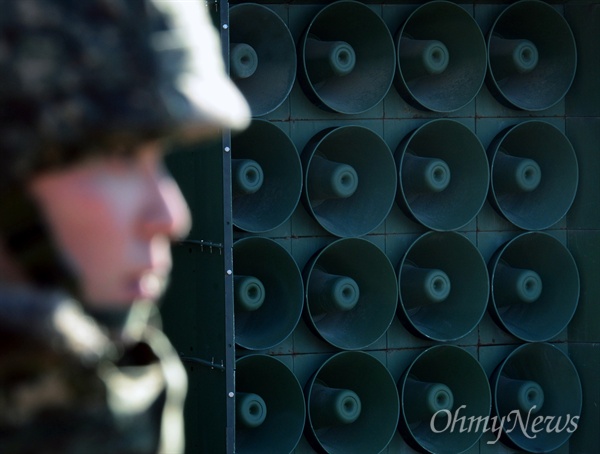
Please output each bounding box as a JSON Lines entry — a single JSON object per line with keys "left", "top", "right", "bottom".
{"left": 229, "top": 1, "right": 582, "bottom": 453}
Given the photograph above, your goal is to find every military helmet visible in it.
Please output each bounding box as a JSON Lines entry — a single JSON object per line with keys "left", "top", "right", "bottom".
{"left": 0, "top": 0, "right": 250, "bottom": 185}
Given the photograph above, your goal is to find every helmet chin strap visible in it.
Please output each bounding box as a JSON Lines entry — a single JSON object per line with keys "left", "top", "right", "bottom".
{"left": 85, "top": 299, "right": 159, "bottom": 343}
{"left": 84, "top": 305, "right": 136, "bottom": 337}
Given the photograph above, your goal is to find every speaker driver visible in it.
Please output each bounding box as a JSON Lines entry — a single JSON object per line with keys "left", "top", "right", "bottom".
{"left": 489, "top": 232, "right": 580, "bottom": 342}
{"left": 299, "top": 0, "right": 396, "bottom": 114}
{"left": 396, "top": 1, "right": 487, "bottom": 112}
{"left": 487, "top": 0, "right": 577, "bottom": 111}
{"left": 491, "top": 343, "right": 582, "bottom": 452}
{"left": 230, "top": 3, "right": 296, "bottom": 116}
{"left": 488, "top": 121, "right": 578, "bottom": 231}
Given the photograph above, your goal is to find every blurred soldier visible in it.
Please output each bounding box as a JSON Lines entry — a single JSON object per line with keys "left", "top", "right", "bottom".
{"left": 0, "top": 0, "right": 249, "bottom": 452}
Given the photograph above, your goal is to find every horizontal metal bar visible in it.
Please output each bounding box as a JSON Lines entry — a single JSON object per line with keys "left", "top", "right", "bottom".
{"left": 180, "top": 355, "right": 226, "bottom": 371}
{"left": 176, "top": 239, "right": 224, "bottom": 255}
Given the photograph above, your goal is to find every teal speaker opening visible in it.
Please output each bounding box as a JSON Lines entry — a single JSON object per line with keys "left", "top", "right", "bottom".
{"left": 302, "top": 125, "right": 397, "bottom": 238}
{"left": 234, "top": 237, "right": 304, "bottom": 350}
{"left": 236, "top": 355, "right": 305, "bottom": 453}
{"left": 491, "top": 343, "right": 582, "bottom": 453}
{"left": 305, "top": 351, "right": 400, "bottom": 454}
{"left": 304, "top": 238, "right": 398, "bottom": 350}
{"left": 489, "top": 232, "right": 580, "bottom": 342}
{"left": 229, "top": 3, "right": 296, "bottom": 116}
{"left": 232, "top": 119, "right": 302, "bottom": 233}
{"left": 395, "top": 119, "right": 489, "bottom": 231}
{"left": 299, "top": 0, "right": 396, "bottom": 114}
{"left": 397, "top": 231, "right": 489, "bottom": 342}
{"left": 488, "top": 120, "right": 578, "bottom": 231}
{"left": 487, "top": 0, "right": 577, "bottom": 111}
{"left": 398, "top": 345, "right": 491, "bottom": 454}
{"left": 395, "top": 1, "right": 487, "bottom": 112}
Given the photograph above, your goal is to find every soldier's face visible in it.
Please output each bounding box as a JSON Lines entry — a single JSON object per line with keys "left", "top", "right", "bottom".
{"left": 28, "top": 142, "right": 191, "bottom": 308}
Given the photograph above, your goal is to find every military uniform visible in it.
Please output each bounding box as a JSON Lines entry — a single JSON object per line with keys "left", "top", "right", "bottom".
{"left": 0, "top": 0, "right": 249, "bottom": 452}
{"left": 0, "top": 289, "right": 187, "bottom": 453}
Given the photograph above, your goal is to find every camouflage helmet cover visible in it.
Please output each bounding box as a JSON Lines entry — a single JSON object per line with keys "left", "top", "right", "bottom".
{"left": 0, "top": 0, "right": 250, "bottom": 184}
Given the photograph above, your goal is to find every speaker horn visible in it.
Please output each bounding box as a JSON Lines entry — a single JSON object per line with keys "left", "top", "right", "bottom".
{"left": 304, "top": 238, "right": 398, "bottom": 350}
{"left": 305, "top": 351, "right": 399, "bottom": 453}
{"left": 487, "top": 0, "right": 577, "bottom": 111}
{"left": 234, "top": 237, "right": 304, "bottom": 350}
{"left": 395, "top": 119, "right": 489, "bottom": 231}
{"left": 232, "top": 119, "right": 302, "bottom": 233}
{"left": 491, "top": 343, "right": 582, "bottom": 452}
{"left": 488, "top": 120, "right": 578, "bottom": 231}
{"left": 489, "top": 232, "right": 580, "bottom": 342}
{"left": 398, "top": 345, "right": 491, "bottom": 454}
{"left": 229, "top": 3, "right": 296, "bottom": 116}
{"left": 398, "top": 232, "right": 489, "bottom": 342}
{"left": 395, "top": 1, "right": 487, "bottom": 112}
{"left": 302, "top": 125, "right": 397, "bottom": 238}
{"left": 236, "top": 354, "right": 305, "bottom": 453}
{"left": 299, "top": 0, "right": 396, "bottom": 114}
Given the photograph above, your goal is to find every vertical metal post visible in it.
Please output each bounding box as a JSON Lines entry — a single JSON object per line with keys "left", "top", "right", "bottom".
{"left": 217, "top": 0, "right": 236, "bottom": 452}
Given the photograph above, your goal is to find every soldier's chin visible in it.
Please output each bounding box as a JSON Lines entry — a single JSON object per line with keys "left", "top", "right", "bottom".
{"left": 138, "top": 273, "right": 166, "bottom": 302}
